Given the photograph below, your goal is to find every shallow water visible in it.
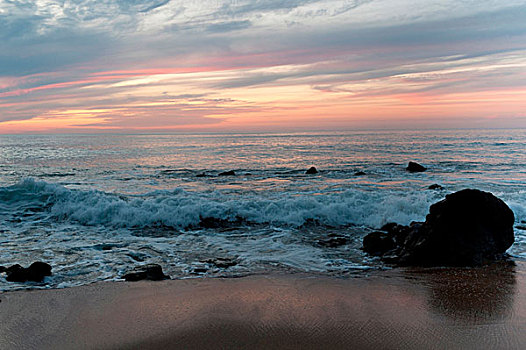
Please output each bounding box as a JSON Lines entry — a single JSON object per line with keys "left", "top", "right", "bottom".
{"left": 1, "top": 130, "right": 525, "bottom": 290}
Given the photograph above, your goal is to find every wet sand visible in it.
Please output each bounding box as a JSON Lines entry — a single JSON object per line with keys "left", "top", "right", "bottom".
{"left": 0, "top": 262, "right": 524, "bottom": 350}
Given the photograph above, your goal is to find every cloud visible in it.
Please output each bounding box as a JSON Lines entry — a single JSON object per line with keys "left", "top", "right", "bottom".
{"left": 1, "top": 0, "right": 525, "bottom": 131}
{"left": 206, "top": 20, "right": 252, "bottom": 33}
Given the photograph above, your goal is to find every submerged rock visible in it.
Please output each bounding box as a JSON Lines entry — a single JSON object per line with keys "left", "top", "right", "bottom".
{"left": 122, "top": 264, "right": 169, "bottom": 281}
{"left": 406, "top": 161, "right": 427, "bottom": 173}
{"left": 428, "top": 184, "right": 444, "bottom": 190}
{"left": 354, "top": 171, "right": 366, "bottom": 176}
{"left": 364, "top": 189, "right": 515, "bottom": 266}
{"left": 218, "top": 170, "right": 236, "bottom": 176}
{"left": 316, "top": 234, "right": 349, "bottom": 248}
{"left": 201, "top": 257, "right": 238, "bottom": 269}
{"left": 305, "top": 167, "right": 318, "bottom": 174}
{"left": 5, "top": 262, "right": 52, "bottom": 283}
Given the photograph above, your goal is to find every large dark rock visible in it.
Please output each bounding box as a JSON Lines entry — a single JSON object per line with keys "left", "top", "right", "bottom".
{"left": 406, "top": 161, "right": 426, "bottom": 172}
{"left": 306, "top": 167, "right": 318, "bottom": 174}
{"left": 122, "top": 264, "right": 169, "bottom": 281}
{"left": 399, "top": 189, "right": 514, "bottom": 266}
{"left": 364, "top": 189, "right": 515, "bottom": 266}
{"left": 218, "top": 170, "right": 236, "bottom": 176}
{"left": 5, "top": 262, "right": 52, "bottom": 282}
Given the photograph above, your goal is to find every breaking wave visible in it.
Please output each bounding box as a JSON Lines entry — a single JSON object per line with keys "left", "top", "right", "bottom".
{"left": 0, "top": 178, "right": 448, "bottom": 230}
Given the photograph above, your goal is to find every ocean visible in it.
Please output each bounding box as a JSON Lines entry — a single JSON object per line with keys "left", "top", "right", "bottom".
{"left": 1, "top": 129, "right": 525, "bottom": 290}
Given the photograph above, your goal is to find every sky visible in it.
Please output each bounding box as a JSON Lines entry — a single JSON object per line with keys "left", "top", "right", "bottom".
{"left": 0, "top": 0, "right": 525, "bottom": 133}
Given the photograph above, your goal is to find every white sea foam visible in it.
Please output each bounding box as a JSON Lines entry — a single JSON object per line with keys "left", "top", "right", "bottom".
{"left": 1, "top": 178, "right": 445, "bottom": 230}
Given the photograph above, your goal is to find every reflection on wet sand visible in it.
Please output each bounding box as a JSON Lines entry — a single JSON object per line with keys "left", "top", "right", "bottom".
{"left": 406, "top": 261, "right": 517, "bottom": 323}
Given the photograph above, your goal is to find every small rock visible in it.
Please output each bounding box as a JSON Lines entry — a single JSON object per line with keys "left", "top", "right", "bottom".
{"left": 362, "top": 232, "right": 396, "bottom": 256}
{"left": 201, "top": 257, "right": 238, "bottom": 269}
{"left": 193, "top": 268, "right": 208, "bottom": 274}
{"left": 218, "top": 170, "right": 236, "bottom": 176}
{"left": 406, "top": 161, "right": 427, "bottom": 173}
{"left": 428, "top": 184, "right": 444, "bottom": 190}
{"left": 196, "top": 173, "right": 208, "bottom": 177}
{"left": 354, "top": 171, "right": 366, "bottom": 176}
{"left": 306, "top": 167, "right": 318, "bottom": 174}
{"left": 5, "top": 264, "right": 22, "bottom": 273}
{"left": 316, "top": 235, "right": 349, "bottom": 248}
{"left": 122, "top": 264, "right": 169, "bottom": 281}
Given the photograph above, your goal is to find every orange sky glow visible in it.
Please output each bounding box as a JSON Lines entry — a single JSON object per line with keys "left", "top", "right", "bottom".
{"left": 1, "top": 1, "right": 525, "bottom": 133}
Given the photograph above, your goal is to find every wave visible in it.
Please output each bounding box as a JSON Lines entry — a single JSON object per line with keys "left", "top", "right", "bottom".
{"left": 1, "top": 179, "right": 524, "bottom": 231}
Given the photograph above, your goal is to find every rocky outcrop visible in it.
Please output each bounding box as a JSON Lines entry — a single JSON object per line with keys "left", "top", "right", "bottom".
{"left": 4, "top": 262, "right": 52, "bottom": 282}
{"left": 428, "top": 184, "right": 444, "bottom": 190}
{"left": 406, "top": 161, "right": 426, "bottom": 172}
{"left": 122, "top": 264, "right": 169, "bottom": 281}
{"left": 218, "top": 170, "right": 236, "bottom": 176}
{"left": 363, "top": 189, "right": 515, "bottom": 266}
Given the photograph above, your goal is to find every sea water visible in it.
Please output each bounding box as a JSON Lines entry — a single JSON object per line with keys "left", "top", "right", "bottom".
{"left": 1, "top": 130, "right": 525, "bottom": 290}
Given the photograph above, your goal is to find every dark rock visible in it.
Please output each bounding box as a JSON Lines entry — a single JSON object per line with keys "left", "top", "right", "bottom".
{"left": 199, "top": 216, "right": 243, "bottom": 229}
{"left": 5, "top": 264, "right": 22, "bottom": 273}
{"left": 380, "top": 222, "right": 418, "bottom": 246}
{"left": 196, "top": 173, "right": 208, "bottom": 177}
{"left": 380, "top": 222, "right": 399, "bottom": 233}
{"left": 362, "top": 232, "right": 396, "bottom": 256}
{"left": 366, "top": 189, "right": 515, "bottom": 266}
{"left": 5, "top": 262, "right": 52, "bottom": 283}
{"left": 28, "top": 262, "right": 52, "bottom": 277}
{"left": 316, "top": 236, "right": 349, "bottom": 248}
{"left": 305, "top": 167, "right": 318, "bottom": 174}
{"left": 0, "top": 266, "right": 5, "bottom": 273}
{"left": 201, "top": 257, "right": 238, "bottom": 269}
{"left": 406, "top": 161, "right": 427, "bottom": 172}
{"left": 218, "top": 170, "right": 236, "bottom": 176}
{"left": 401, "top": 189, "right": 513, "bottom": 266}
{"left": 192, "top": 268, "right": 208, "bottom": 274}
{"left": 122, "top": 264, "right": 169, "bottom": 281}
{"left": 354, "top": 171, "right": 366, "bottom": 176}
{"left": 516, "top": 226, "right": 526, "bottom": 231}
{"left": 428, "top": 184, "right": 444, "bottom": 190}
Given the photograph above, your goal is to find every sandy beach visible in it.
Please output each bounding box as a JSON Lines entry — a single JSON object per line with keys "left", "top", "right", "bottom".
{"left": 0, "top": 261, "right": 524, "bottom": 350}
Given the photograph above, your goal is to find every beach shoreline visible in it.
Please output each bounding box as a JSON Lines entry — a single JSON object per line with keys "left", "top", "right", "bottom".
{"left": 1, "top": 261, "right": 524, "bottom": 350}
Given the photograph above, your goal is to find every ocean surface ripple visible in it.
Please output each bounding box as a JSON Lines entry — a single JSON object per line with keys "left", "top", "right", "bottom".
{"left": 1, "top": 130, "right": 525, "bottom": 290}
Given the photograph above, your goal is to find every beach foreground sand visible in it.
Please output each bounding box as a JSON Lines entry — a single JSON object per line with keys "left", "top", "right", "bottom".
{"left": 1, "top": 262, "right": 524, "bottom": 350}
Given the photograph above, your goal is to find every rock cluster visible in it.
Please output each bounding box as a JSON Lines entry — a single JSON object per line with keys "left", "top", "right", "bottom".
{"left": 1, "top": 262, "right": 52, "bottom": 282}
{"left": 363, "top": 189, "right": 515, "bottom": 266}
